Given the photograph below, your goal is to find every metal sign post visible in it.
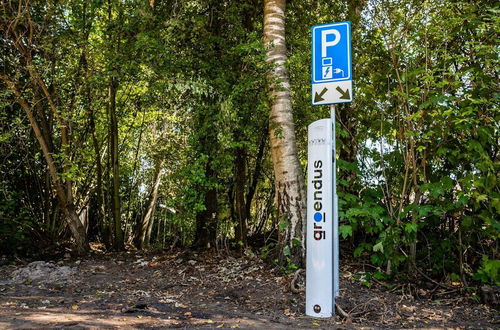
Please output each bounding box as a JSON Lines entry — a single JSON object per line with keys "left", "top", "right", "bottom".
{"left": 331, "top": 104, "right": 339, "bottom": 299}
{"left": 307, "top": 21, "right": 352, "bottom": 318}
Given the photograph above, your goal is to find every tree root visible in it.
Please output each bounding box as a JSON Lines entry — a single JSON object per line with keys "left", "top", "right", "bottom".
{"left": 290, "top": 269, "right": 304, "bottom": 293}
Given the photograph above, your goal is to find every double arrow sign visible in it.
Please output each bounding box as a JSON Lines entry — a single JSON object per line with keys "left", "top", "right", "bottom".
{"left": 314, "top": 86, "right": 350, "bottom": 103}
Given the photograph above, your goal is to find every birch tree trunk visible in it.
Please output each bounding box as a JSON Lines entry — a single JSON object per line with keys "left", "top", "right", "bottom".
{"left": 263, "top": 0, "right": 306, "bottom": 264}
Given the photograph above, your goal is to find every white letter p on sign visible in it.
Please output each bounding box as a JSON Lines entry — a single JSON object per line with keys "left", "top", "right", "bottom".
{"left": 321, "top": 29, "right": 340, "bottom": 57}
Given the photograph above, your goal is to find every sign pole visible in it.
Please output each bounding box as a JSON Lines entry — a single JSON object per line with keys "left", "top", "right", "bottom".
{"left": 331, "top": 105, "right": 339, "bottom": 299}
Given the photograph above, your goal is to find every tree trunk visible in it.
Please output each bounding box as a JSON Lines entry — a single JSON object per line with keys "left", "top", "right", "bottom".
{"left": 86, "top": 75, "right": 107, "bottom": 245}
{"left": 61, "top": 123, "right": 72, "bottom": 204}
{"left": 245, "top": 124, "right": 267, "bottom": 219}
{"left": 194, "top": 161, "right": 218, "bottom": 248}
{"left": 263, "top": 0, "right": 306, "bottom": 265}
{"left": 192, "top": 1, "right": 222, "bottom": 249}
{"left": 107, "top": 77, "right": 124, "bottom": 250}
{"left": 136, "top": 159, "right": 164, "bottom": 249}
{"left": 125, "top": 106, "right": 146, "bottom": 239}
{"left": 234, "top": 147, "right": 248, "bottom": 249}
{"left": 1, "top": 74, "right": 89, "bottom": 255}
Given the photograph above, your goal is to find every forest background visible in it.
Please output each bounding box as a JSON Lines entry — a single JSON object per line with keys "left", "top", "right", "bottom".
{"left": 0, "top": 0, "right": 498, "bottom": 289}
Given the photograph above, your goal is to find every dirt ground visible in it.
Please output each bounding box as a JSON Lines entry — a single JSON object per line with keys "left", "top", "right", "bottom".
{"left": 0, "top": 249, "right": 498, "bottom": 329}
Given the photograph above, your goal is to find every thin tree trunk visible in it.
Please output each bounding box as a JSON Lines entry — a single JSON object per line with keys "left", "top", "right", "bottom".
{"left": 125, "top": 106, "right": 146, "bottom": 239}
{"left": 263, "top": 0, "right": 306, "bottom": 265}
{"left": 245, "top": 124, "right": 267, "bottom": 218}
{"left": 35, "top": 94, "right": 55, "bottom": 230}
{"left": 137, "top": 159, "right": 164, "bottom": 249}
{"left": 409, "top": 139, "right": 420, "bottom": 274}
{"left": 234, "top": 148, "right": 248, "bottom": 250}
{"left": 85, "top": 67, "right": 106, "bottom": 244}
{"left": 108, "top": 77, "right": 124, "bottom": 250}
{"left": 61, "top": 124, "right": 72, "bottom": 204}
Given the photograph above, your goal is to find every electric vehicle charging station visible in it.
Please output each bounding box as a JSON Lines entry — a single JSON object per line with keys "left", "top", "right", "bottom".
{"left": 306, "top": 21, "right": 352, "bottom": 318}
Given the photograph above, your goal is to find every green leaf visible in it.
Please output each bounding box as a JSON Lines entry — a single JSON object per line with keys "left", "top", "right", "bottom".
{"left": 373, "top": 241, "right": 384, "bottom": 253}
{"left": 405, "top": 223, "right": 418, "bottom": 233}
{"left": 353, "top": 247, "right": 364, "bottom": 257}
{"left": 339, "top": 225, "right": 353, "bottom": 239}
{"left": 278, "top": 219, "right": 290, "bottom": 231}
{"left": 283, "top": 245, "right": 291, "bottom": 257}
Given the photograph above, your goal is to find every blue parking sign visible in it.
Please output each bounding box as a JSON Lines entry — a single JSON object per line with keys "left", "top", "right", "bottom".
{"left": 311, "top": 21, "right": 353, "bottom": 105}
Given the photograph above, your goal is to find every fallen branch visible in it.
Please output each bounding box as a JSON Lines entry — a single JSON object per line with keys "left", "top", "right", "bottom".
{"left": 434, "top": 288, "right": 461, "bottom": 296}
{"left": 348, "top": 263, "right": 381, "bottom": 271}
{"left": 416, "top": 267, "right": 453, "bottom": 290}
{"left": 335, "top": 303, "right": 350, "bottom": 319}
{"left": 348, "top": 297, "right": 379, "bottom": 315}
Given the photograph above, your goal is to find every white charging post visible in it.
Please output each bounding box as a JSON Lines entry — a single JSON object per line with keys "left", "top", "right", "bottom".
{"left": 306, "top": 118, "right": 334, "bottom": 317}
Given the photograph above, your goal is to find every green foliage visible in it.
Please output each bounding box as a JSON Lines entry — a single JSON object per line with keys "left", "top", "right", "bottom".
{"left": 278, "top": 252, "right": 299, "bottom": 274}
{"left": 260, "top": 243, "right": 275, "bottom": 260}
{"left": 474, "top": 256, "right": 500, "bottom": 285}
{"left": 0, "top": 190, "right": 39, "bottom": 255}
